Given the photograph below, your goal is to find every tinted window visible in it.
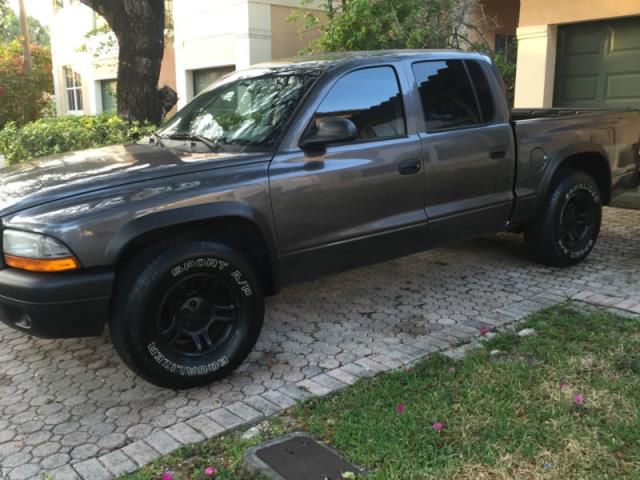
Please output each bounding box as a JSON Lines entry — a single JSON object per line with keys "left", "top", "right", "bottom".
{"left": 465, "top": 60, "right": 495, "bottom": 123}
{"left": 312, "top": 67, "right": 406, "bottom": 141}
{"left": 412, "top": 60, "right": 481, "bottom": 132}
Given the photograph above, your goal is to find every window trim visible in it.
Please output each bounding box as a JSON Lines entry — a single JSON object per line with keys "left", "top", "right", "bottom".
{"left": 63, "top": 66, "right": 84, "bottom": 114}
{"left": 411, "top": 59, "right": 496, "bottom": 135}
{"left": 302, "top": 64, "right": 409, "bottom": 148}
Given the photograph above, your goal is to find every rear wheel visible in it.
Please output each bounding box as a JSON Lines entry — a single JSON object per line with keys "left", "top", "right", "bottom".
{"left": 111, "top": 241, "right": 264, "bottom": 389}
{"left": 525, "top": 171, "right": 602, "bottom": 267}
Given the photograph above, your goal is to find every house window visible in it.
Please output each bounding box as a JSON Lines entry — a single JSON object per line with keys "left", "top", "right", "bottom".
{"left": 100, "top": 79, "right": 117, "bottom": 114}
{"left": 495, "top": 34, "right": 516, "bottom": 59}
{"left": 64, "top": 67, "right": 83, "bottom": 112}
{"left": 192, "top": 66, "right": 235, "bottom": 97}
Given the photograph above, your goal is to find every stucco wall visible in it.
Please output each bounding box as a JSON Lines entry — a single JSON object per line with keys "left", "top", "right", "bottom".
{"left": 520, "top": 0, "right": 640, "bottom": 27}
{"left": 477, "top": 0, "right": 519, "bottom": 49}
{"left": 159, "top": 41, "right": 177, "bottom": 91}
{"left": 270, "top": 5, "right": 323, "bottom": 59}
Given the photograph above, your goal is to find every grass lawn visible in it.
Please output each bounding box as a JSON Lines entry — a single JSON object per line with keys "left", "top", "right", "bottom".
{"left": 122, "top": 305, "right": 640, "bottom": 480}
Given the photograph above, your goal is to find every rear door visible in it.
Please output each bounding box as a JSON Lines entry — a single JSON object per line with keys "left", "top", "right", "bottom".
{"left": 412, "top": 59, "right": 516, "bottom": 245}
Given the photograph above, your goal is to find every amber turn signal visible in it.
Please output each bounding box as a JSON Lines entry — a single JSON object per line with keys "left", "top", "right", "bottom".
{"left": 4, "top": 255, "right": 80, "bottom": 273}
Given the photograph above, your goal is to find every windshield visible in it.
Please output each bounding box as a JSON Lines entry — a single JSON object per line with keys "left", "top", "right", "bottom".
{"left": 157, "top": 69, "right": 321, "bottom": 153}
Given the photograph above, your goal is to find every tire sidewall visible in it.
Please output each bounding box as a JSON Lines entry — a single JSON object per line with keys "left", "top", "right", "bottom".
{"left": 548, "top": 173, "right": 602, "bottom": 265}
{"left": 114, "top": 242, "right": 263, "bottom": 388}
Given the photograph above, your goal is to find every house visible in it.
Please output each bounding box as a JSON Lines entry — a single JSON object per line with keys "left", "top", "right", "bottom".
{"left": 514, "top": 0, "right": 640, "bottom": 109}
{"left": 50, "top": 0, "right": 640, "bottom": 114}
{"left": 49, "top": 0, "right": 322, "bottom": 115}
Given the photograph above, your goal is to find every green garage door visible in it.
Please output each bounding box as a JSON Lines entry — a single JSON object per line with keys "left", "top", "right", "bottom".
{"left": 555, "top": 16, "right": 640, "bottom": 109}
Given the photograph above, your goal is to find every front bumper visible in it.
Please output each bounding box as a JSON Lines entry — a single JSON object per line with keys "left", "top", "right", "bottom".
{"left": 0, "top": 268, "right": 114, "bottom": 338}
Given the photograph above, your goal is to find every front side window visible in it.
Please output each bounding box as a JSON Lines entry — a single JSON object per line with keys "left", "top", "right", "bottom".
{"left": 64, "top": 66, "right": 83, "bottom": 112}
{"left": 157, "top": 69, "right": 321, "bottom": 153}
{"left": 412, "top": 60, "right": 481, "bottom": 132}
{"left": 310, "top": 66, "right": 406, "bottom": 141}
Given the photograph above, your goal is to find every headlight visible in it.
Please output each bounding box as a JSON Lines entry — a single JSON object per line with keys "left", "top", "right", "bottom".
{"left": 2, "top": 230, "right": 80, "bottom": 272}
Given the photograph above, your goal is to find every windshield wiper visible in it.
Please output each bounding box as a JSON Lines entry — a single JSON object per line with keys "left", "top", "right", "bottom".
{"left": 150, "top": 132, "right": 166, "bottom": 147}
{"left": 164, "top": 133, "right": 221, "bottom": 152}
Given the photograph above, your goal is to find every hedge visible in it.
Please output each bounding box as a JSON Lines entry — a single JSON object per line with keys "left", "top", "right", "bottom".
{"left": 0, "top": 114, "right": 156, "bottom": 165}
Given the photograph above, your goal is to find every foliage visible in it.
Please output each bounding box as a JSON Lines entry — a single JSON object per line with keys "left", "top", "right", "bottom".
{"left": 297, "top": 305, "right": 640, "bottom": 478}
{"left": 0, "top": 114, "right": 156, "bottom": 164}
{"left": 292, "top": 0, "right": 518, "bottom": 105}
{"left": 0, "top": 9, "right": 50, "bottom": 45}
{"left": 292, "top": 0, "right": 492, "bottom": 53}
{"left": 0, "top": 40, "right": 53, "bottom": 128}
{"left": 473, "top": 39, "right": 518, "bottom": 106}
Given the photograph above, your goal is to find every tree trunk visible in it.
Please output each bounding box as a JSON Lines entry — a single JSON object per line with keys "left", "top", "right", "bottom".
{"left": 81, "top": 0, "right": 165, "bottom": 124}
{"left": 18, "top": 0, "right": 32, "bottom": 74}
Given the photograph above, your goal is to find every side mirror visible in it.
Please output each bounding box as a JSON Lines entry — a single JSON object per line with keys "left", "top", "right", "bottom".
{"left": 299, "top": 117, "right": 358, "bottom": 149}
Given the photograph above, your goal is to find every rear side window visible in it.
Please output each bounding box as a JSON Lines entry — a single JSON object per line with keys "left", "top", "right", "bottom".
{"left": 312, "top": 66, "right": 406, "bottom": 141}
{"left": 465, "top": 60, "right": 495, "bottom": 123}
{"left": 412, "top": 60, "right": 481, "bottom": 132}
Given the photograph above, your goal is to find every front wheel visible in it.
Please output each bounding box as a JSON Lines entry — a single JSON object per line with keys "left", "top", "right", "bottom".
{"left": 525, "top": 171, "right": 602, "bottom": 267}
{"left": 111, "top": 241, "right": 264, "bottom": 389}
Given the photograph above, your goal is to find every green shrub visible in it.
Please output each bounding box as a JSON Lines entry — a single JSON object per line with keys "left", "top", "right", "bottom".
{"left": 0, "top": 114, "right": 156, "bottom": 165}
{"left": 0, "top": 40, "right": 53, "bottom": 127}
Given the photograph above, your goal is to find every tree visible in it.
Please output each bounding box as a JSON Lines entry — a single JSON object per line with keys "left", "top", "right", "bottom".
{"left": 0, "top": 10, "right": 51, "bottom": 45}
{"left": 293, "top": 0, "right": 493, "bottom": 53}
{"left": 0, "top": 40, "right": 53, "bottom": 127}
{"left": 77, "top": 0, "right": 166, "bottom": 124}
{"left": 293, "top": 0, "right": 517, "bottom": 104}
{"left": 18, "top": 0, "right": 32, "bottom": 74}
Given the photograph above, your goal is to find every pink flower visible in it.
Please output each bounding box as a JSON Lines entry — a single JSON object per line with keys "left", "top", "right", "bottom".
{"left": 204, "top": 466, "right": 217, "bottom": 477}
{"left": 432, "top": 422, "right": 445, "bottom": 431}
{"left": 574, "top": 393, "right": 585, "bottom": 405}
{"left": 161, "top": 472, "right": 174, "bottom": 480}
{"left": 395, "top": 403, "right": 406, "bottom": 414}
{"left": 479, "top": 326, "right": 490, "bottom": 336}
{"left": 559, "top": 382, "right": 568, "bottom": 390}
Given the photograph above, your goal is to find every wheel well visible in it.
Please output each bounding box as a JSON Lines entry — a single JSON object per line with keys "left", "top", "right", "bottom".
{"left": 555, "top": 152, "right": 612, "bottom": 205}
{"left": 113, "top": 217, "right": 277, "bottom": 295}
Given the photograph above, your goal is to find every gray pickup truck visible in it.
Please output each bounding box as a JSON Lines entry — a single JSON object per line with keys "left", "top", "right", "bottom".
{"left": 1, "top": 50, "right": 639, "bottom": 388}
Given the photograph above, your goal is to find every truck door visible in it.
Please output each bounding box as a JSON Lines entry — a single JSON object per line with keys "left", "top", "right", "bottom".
{"left": 269, "top": 65, "right": 427, "bottom": 283}
{"left": 412, "top": 59, "right": 516, "bottom": 246}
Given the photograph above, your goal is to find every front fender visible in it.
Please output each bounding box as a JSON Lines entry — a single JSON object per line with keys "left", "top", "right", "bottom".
{"left": 105, "top": 201, "right": 279, "bottom": 266}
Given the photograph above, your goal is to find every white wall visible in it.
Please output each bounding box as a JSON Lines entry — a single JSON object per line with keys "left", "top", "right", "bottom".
{"left": 173, "top": 0, "right": 323, "bottom": 108}
{"left": 514, "top": 24, "right": 558, "bottom": 108}
{"left": 50, "top": 3, "right": 118, "bottom": 115}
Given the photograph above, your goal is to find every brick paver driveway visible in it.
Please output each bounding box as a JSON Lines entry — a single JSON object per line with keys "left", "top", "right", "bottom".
{"left": 1, "top": 208, "right": 639, "bottom": 480}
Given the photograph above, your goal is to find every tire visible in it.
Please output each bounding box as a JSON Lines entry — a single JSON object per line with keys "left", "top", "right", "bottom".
{"left": 110, "top": 241, "right": 264, "bottom": 389}
{"left": 525, "top": 171, "right": 602, "bottom": 267}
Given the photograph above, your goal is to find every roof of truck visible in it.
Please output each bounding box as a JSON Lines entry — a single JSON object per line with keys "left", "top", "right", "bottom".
{"left": 252, "top": 49, "right": 491, "bottom": 72}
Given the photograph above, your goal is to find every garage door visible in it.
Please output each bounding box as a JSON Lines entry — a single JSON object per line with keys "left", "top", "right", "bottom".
{"left": 554, "top": 16, "right": 640, "bottom": 109}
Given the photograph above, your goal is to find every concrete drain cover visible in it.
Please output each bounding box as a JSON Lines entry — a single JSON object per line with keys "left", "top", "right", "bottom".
{"left": 245, "top": 432, "right": 363, "bottom": 480}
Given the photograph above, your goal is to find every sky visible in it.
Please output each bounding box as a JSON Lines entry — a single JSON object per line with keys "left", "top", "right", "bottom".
{"left": 8, "top": 0, "right": 54, "bottom": 26}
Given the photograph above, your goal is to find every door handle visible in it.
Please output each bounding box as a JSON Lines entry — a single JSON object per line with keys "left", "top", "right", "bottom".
{"left": 398, "top": 159, "right": 422, "bottom": 175}
{"left": 489, "top": 146, "right": 507, "bottom": 159}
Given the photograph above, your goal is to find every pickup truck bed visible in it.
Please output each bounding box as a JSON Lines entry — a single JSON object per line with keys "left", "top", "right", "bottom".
{"left": 510, "top": 108, "right": 640, "bottom": 225}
